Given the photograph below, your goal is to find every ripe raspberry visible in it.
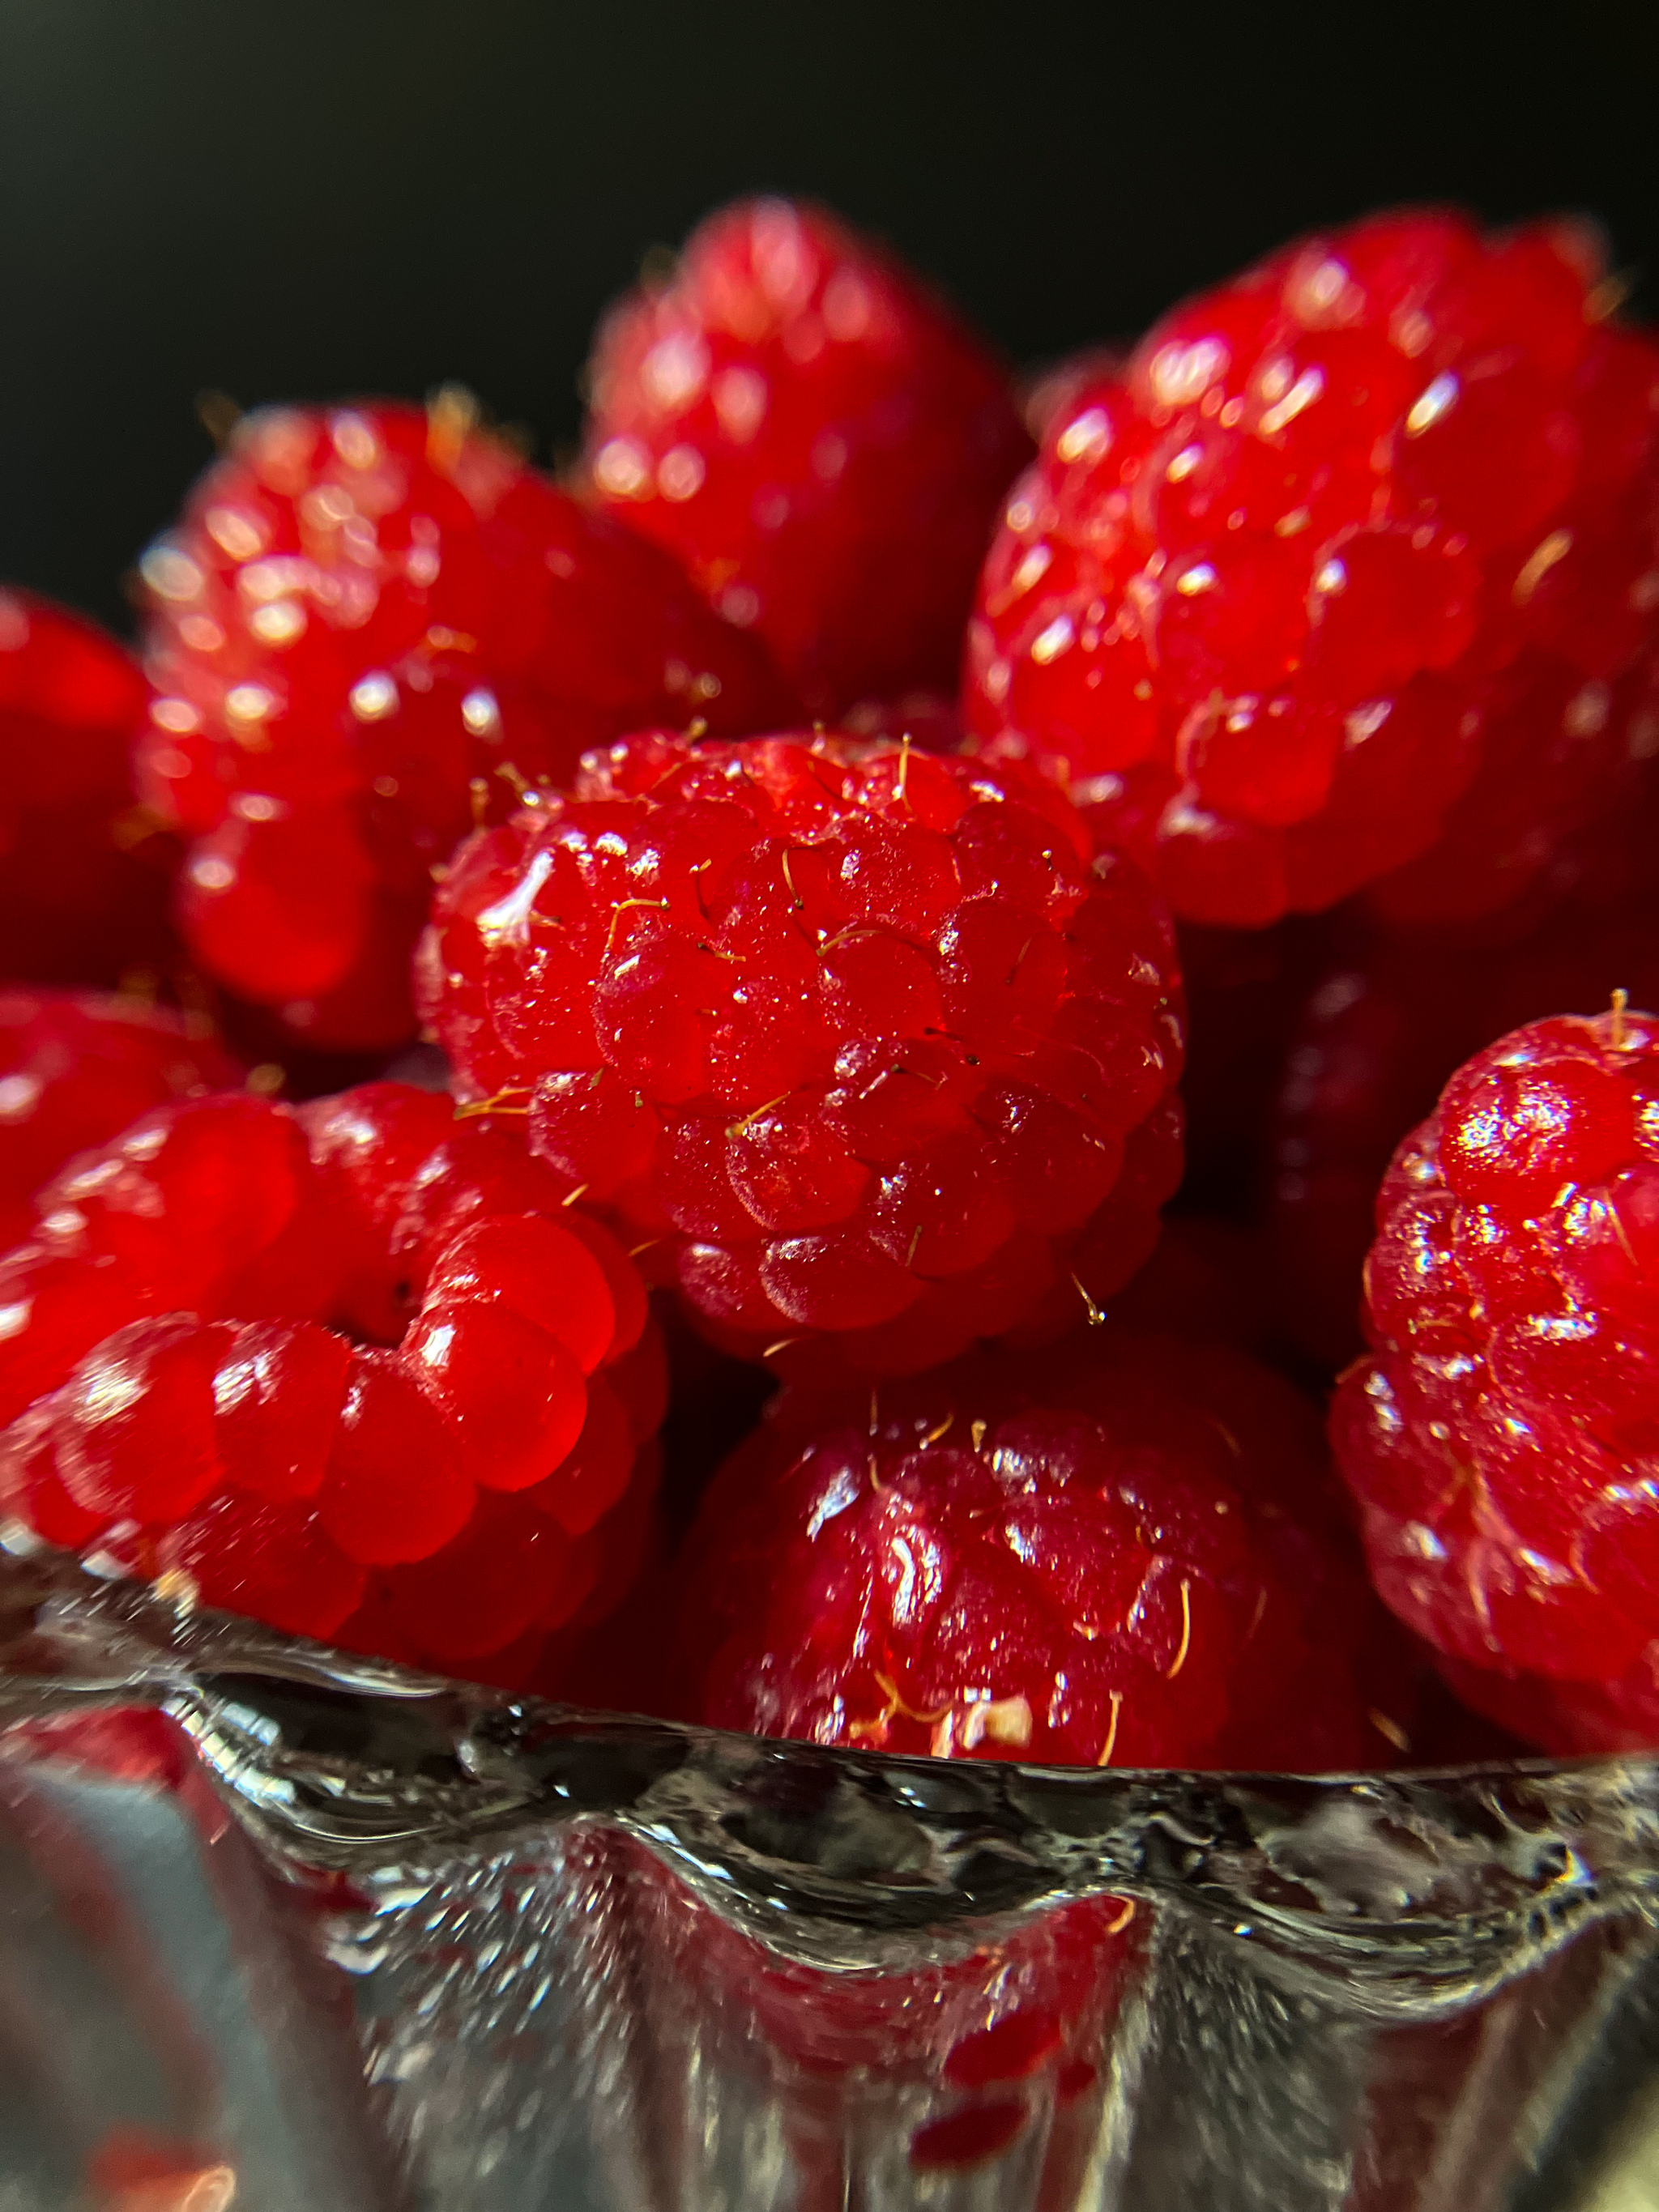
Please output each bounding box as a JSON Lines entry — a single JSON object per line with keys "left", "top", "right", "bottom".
{"left": 965, "top": 210, "right": 1659, "bottom": 926}
{"left": 1331, "top": 999, "right": 1659, "bottom": 1701}
{"left": 1273, "top": 779, "right": 1659, "bottom": 1367}
{"left": 582, "top": 197, "right": 1032, "bottom": 714}
{"left": 419, "top": 729, "right": 1185, "bottom": 1373}
{"left": 668, "top": 1332, "right": 1411, "bottom": 1771}
{"left": 0, "top": 1080, "right": 659, "bottom": 1677}
{"left": 0, "top": 988, "right": 241, "bottom": 1249}
{"left": 0, "top": 589, "right": 176, "bottom": 987}
{"left": 139, "top": 398, "right": 792, "bottom": 1050}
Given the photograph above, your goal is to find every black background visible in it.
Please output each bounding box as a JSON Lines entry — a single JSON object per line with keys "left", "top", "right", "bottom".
{"left": 2, "top": 0, "right": 1654, "bottom": 633}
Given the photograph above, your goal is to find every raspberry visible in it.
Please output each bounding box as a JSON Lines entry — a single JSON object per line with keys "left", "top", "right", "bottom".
{"left": 582, "top": 197, "right": 1032, "bottom": 714}
{"left": 964, "top": 210, "right": 1659, "bottom": 926}
{"left": 1273, "top": 779, "right": 1659, "bottom": 1366}
{"left": 0, "top": 1080, "right": 659, "bottom": 1677}
{"left": 139, "top": 398, "right": 792, "bottom": 1050}
{"left": 667, "top": 1332, "right": 1411, "bottom": 1770}
{"left": 419, "top": 729, "right": 1185, "bottom": 1372}
{"left": 1331, "top": 999, "right": 1659, "bottom": 1702}
{"left": 0, "top": 589, "right": 176, "bottom": 987}
{"left": 0, "top": 988, "right": 241, "bottom": 1249}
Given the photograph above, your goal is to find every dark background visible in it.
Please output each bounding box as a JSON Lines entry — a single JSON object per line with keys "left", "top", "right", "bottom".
{"left": 2, "top": 0, "right": 1654, "bottom": 634}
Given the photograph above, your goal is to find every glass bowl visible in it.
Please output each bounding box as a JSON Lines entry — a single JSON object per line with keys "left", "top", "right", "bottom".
{"left": 3, "top": 1540, "right": 1659, "bottom": 2212}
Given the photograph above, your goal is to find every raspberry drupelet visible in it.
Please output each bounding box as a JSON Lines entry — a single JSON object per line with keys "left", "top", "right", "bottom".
{"left": 138, "top": 397, "right": 793, "bottom": 1050}
{"left": 1331, "top": 999, "right": 1659, "bottom": 1731}
{"left": 667, "top": 1332, "right": 1411, "bottom": 1770}
{"left": 418, "top": 728, "right": 1186, "bottom": 1375}
{"left": 0, "top": 989, "right": 241, "bottom": 1250}
{"left": 964, "top": 209, "right": 1659, "bottom": 927}
{"left": 582, "top": 197, "right": 1033, "bottom": 715}
{"left": 0, "top": 1081, "right": 662, "bottom": 1677}
{"left": 0, "top": 589, "right": 176, "bottom": 987}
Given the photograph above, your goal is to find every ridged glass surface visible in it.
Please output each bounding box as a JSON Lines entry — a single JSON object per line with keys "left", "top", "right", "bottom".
{"left": 3, "top": 1542, "right": 1659, "bottom": 2210}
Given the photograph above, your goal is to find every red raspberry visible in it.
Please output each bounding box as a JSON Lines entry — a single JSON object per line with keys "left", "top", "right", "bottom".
{"left": 1331, "top": 999, "right": 1659, "bottom": 1707}
{"left": 139, "top": 398, "right": 792, "bottom": 1051}
{"left": 0, "top": 1080, "right": 659, "bottom": 1677}
{"left": 582, "top": 197, "right": 1032, "bottom": 714}
{"left": 0, "top": 989, "right": 241, "bottom": 1249}
{"left": 667, "top": 1332, "right": 1412, "bottom": 1770}
{"left": 1273, "top": 777, "right": 1659, "bottom": 1367}
{"left": 0, "top": 589, "right": 176, "bottom": 987}
{"left": 418, "top": 729, "right": 1185, "bottom": 1373}
{"left": 964, "top": 210, "right": 1659, "bottom": 926}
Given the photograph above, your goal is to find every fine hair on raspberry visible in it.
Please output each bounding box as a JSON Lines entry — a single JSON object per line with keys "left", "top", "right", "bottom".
{"left": 418, "top": 727, "right": 1186, "bottom": 1374}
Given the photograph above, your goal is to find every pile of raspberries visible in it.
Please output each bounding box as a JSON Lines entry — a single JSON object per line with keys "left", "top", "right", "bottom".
{"left": 4, "top": 194, "right": 1659, "bottom": 1773}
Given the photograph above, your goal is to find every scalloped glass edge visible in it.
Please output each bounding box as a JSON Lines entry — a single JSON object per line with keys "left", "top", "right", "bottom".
{"left": 5, "top": 1531, "right": 1659, "bottom": 2005}
{"left": 15, "top": 1536, "right": 1659, "bottom": 2210}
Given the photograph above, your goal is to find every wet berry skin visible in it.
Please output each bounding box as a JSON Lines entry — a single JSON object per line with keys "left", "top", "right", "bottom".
{"left": 1269, "top": 786, "right": 1659, "bottom": 1371}
{"left": 964, "top": 208, "right": 1659, "bottom": 927}
{"left": 668, "top": 1332, "right": 1411, "bottom": 1771}
{"left": 582, "top": 197, "right": 1032, "bottom": 715}
{"left": 138, "top": 398, "right": 793, "bottom": 1051}
{"left": 0, "top": 589, "right": 176, "bottom": 987}
{"left": 0, "top": 989, "right": 241, "bottom": 1250}
{"left": 0, "top": 1081, "right": 661, "bottom": 1678}
{"left": 1331, "top": 1002, "right": 1659, "bottom": 1729}
{"left": 419, "top": 728, "right": 1186, "bottom": 1375}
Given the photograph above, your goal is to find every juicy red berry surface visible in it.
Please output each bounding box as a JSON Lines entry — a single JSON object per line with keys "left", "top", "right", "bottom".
{"left": 0, "top": 989, "right": 241, "bottom": 1250}
{"left": 668, "top": 1332, "right": 1409, "bottom": 1770}
{"left": 419, "top": 730, "right": 1186, "bottom": 1373}
{"left": 1272, "top": 811, "right": 1659, "bottom": 1370}
{"left": 964, "top": 209, "right": 1659, "bottom": 927}
{"left": 0, "top": 1080, "right": 659, "bottom": 1673}
{"left": 582, "top": 197, "right": 1032, "bottom": 714}
{"left": 0, "top": 590, "right": 176, "bottom": 987}
{"left": 139, "top": 399, "right": 793, "bottom": 1050}
{"left": 1332, "top": 1003, "right": 1659, "bottom": 1715}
